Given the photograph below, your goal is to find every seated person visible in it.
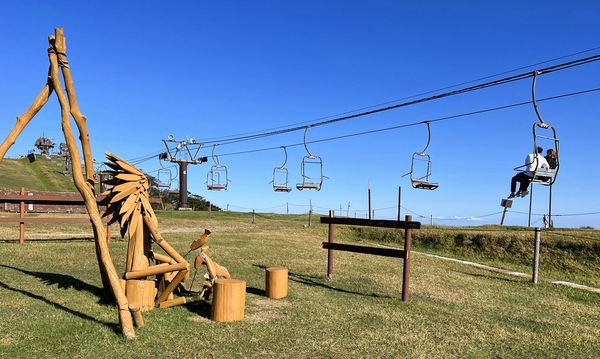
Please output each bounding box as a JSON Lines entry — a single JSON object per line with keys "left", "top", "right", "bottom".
{"left": 508, "top": 146, "right": 549, "bottom": 198}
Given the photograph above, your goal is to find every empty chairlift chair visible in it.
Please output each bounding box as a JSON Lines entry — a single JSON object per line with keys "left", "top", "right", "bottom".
{"left": 206, "top": 145, "right": 229, "bottom": 191}
{"left": 296, "top": 127, "right": 326, "bottom": 191}
{"left": 403, "top": 121, "right": 439, "bottom": 190}
{"left": 272, "top": 146, "right": 292, "bottom": 192}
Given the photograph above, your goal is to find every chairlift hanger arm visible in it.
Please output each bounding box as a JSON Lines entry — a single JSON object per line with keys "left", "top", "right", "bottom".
{"left": 418, "top": 121, "right": 431, "bottom": 155}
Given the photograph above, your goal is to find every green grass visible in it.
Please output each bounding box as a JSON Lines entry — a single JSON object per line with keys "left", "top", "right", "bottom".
{"left": 0, "top": 156, "right": 76, "bottom": 192}
{"left": 0, "top": 211, "right": 598, "bottom": 358}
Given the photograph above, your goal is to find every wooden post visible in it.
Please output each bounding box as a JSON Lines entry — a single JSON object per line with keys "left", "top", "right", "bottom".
{"left": 532, "top": 227, "right": 541, "bottom": 284}
{"left": 106, "top": 223, "right": 111, "bottom": 242}
{"left": 368, "top": 184, "right": 372, "bottom": 220}
{"left": 252, "top": 209, "right": 256, "bottom": 224}
{"left": 265, "top": 267, "right": 288, "bottom": 299}
{"left": 308, "top": 200, "right": 312, "bottom": 227}
{"left": 210, "top": 278, "right": 246, "bottom": 322}
{"left": 19, "top": 187, "right": 25, "bottom": 244}
{"left": 327, "top": 210, "right": 334, "bottom": 278}
{"left": 402, "top": 215, "right": 412, "bottom": 302}
{"left": 126, "top": 280, "right": 156, "bottom": 312}
{"left": 208, "top": 202, "right": 212, "bottom": 219}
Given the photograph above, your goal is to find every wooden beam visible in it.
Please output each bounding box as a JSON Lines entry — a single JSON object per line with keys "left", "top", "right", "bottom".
{"left": 124, "top": 262, "right": 188, "bottom": 280}
{"left": 322, "top": 242, "right": 406, "bottom": 258}
{"left": 320, "top": 216, "right": 421, "bottom": 229}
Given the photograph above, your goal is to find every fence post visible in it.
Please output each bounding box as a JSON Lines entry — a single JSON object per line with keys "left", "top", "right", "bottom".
{"left": 208, "top": 202, "right": 212, "bottom": 219}
{"left": 252, "top": 209, "right": 256, "bottom": 224}
{"left": 19, "top": 187, "right": 25, "bottom": 244}
{"left": 532, "top": 227, "right": 541, "bottom": 284}
{"left": 402, "top": 215, "right": 412, "bottom": 302}
{"left": 308, "top": 200, "right": 312, "bottom": 227}
{"left": 327, "top": 210, "right": 335, "bottom": 278}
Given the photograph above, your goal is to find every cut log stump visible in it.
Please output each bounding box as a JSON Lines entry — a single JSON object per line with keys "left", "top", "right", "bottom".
{"left": 265, "top": 267, "right": 288, "bottom": 299}
{"left": 210, "top": 278, "right": 246, "bottom": 322}
{"left": 126, "top": 279, "right": 156, "bottom": 312}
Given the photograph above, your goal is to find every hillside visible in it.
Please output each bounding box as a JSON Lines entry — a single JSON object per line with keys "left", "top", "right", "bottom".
{"left": 0, "top": 156, "right": 77, "bottom": 192}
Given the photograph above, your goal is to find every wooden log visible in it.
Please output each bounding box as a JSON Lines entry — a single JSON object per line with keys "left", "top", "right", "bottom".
{"left": 48, "top": 30, "right": 135, "bottom": 338}
{"left": 265, "top": 267, "right": 288, "bottom": 299}
{"left": 124, "top": 262, "right": 187, "bottom": 280}
{"left": 152, "top": 252, "right": 176, "bottom": 265}
{"left": 210, "top": 278, "right": 246, "bottom": 322}
{"left": 158, "top": 296, "right": 187, "bottom": 309}
{"left": 129, "top": 306, "right": 144, "bottom": 328}
{"left": 126, "top": 280, "right": 156, "bottom": 312}
{"left": 156, "top": 270, "right": 187, "bottom": 304}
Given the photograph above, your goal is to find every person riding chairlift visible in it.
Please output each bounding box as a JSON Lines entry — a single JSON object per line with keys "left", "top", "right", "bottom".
{"left": 508, "top": 146, "right": 549, "bottom": 199}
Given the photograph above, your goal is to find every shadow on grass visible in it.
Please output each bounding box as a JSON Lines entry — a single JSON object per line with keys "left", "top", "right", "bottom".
{"left": 0, "top": 264, "right": 112, "bottom": 304}
{"left": 184, "top": 299, "right": 212, "bottom": 319}
{"left": 252, "top": 263, "right": 390, "bottom": 298}
{"left": 246, "top": 286, "right": 266, "bottom": 296}
{"left": 0, "top": 280, "right": 120, "bottom": 334}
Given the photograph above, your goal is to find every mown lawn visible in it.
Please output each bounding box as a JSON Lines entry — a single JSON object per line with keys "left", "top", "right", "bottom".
{"left": 0, "top": 211, "right": 598, "bottom": 358}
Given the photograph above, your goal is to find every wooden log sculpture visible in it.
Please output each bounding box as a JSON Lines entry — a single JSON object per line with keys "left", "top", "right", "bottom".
{"left": 210, "top": 278, "right": 246, "bottom": 322}
{"left": 101, "top": 153, "right": 190, "bottom": 309}
{"left": 0, "top": 28, "right": 135, "bottom": 339}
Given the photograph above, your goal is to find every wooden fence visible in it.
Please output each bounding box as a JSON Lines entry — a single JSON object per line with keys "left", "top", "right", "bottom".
{"left": 320, "top": 211, "right": 420, "bottom": 302}
{"left": 0, "top": 188, "right": 161, "bottom": 244}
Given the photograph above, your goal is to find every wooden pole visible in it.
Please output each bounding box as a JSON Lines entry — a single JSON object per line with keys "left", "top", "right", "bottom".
{"left": 402, "top": 215, "right": 412, "bottom": 302}
{"left": 125, "top": 262, "right": 188, "bottom": 279}
{"left": 208, "top": 202, "right": 212, "bottom": 219}
{"left": 252, "top": 209, "right": 255, "bottom": 224}
{"left": 156, "top": 270, "right": 188, "bottom": 304}
{"left": 368, "top": 185, "right": 372, "bottom": 220}
{"left": 532, "top": 227, "right": 541, "bottom": 284}
{"left": 48, "top": 30, "right": 135, "bottom": 338}
{"left": 308, "top": 200, "right": 312, "bottom": 227}
{"left": 19, "top": 187, "right": 25, "bottom": 244}
{"left": 327, "top": 210, "right": 334, "bottom": 278}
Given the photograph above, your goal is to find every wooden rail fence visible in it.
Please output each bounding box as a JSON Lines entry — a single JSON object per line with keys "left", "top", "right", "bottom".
{"left": 320, "top": 211, "right": 420, "bottom": 302}
{"left": 0, "top": 188, "right": 162, "bottom": 244}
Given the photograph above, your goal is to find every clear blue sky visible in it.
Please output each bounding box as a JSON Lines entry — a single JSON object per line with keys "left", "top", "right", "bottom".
{"left": 1, "top": 1, "right": 599, "bottom": 228}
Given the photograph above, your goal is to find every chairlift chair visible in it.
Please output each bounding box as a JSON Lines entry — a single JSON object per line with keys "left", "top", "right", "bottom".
{"left": 206, "top": 145, "right": 229, "bottom": 191}
{"left": 296, "top": 127, "right": 326, "bottom": 191}
{"left": 403, "top": 121, "right": 439, "bottom": 190}
{"left": 156, "top": 168, "right": 173, "bottom": 189}
{"left": 272, "top": 146, "right": 292, "bottom": 192}
{"left": 513, "top": 71, "right": 560, "bottom": 186}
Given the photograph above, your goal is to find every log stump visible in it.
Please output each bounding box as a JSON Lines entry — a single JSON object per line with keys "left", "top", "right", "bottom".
{"left": 265, "top": 267, "right": 288, "bottom": 299}
{"left": 126, "top": 279, "right": 156, "bottom": 312}
{"left": 210, "top": 278, "right": 246, "bottom": 322}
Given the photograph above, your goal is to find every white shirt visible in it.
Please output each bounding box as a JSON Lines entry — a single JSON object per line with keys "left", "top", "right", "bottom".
{"left": 524, "top": 153, "right": 549, "bottom": 175}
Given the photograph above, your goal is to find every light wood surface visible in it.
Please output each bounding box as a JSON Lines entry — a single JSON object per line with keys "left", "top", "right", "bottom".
{"left": 266, "top": 267, "right": 288, "bottom": 299}
{"left": 210, "top": 279, "right": 246, "bottom": 322}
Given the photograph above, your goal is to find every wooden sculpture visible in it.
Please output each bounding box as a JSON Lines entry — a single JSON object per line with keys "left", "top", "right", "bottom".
{"left": 0, "top": 28, "right": 136, "bottom": 339}
{"left": 102, "top": 153, "right": 190, "bottom": 310}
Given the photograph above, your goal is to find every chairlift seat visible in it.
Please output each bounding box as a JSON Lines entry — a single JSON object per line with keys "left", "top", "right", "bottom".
{"left": 274, "top": 185, "right": 292, "bottom": 192}
{"left": 296, "top": 182, "right": 321, "bottom": 191}
{"left": 207, "top": 183, "right": 227, "bottom": 191}
{"left": 531, "top": 168, "right": 557, "bottom": 184}
{"left": 411, "top": 179, "right": 439, "bottom": 190}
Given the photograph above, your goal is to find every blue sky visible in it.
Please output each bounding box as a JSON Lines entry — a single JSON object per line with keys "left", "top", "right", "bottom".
{"left": 1, "top": 1, "right": 599, "bottom": 227}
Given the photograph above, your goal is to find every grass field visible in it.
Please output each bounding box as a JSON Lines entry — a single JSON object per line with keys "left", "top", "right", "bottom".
{"left": 0, "top": 156, "right": 76, "bottom": 192}
{"left": 0, "top": 211, "right": 599, "bottom": 358}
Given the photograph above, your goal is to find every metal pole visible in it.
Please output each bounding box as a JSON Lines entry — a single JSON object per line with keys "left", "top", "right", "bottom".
{"left": 327, "top": 210, "right": 335, "bottom": 278}
{"left": 548, "top": 185, "right": 553, "bottom": 228}
{"left": 430, "top": 214, "right": 433, "bottom": 226}
{"left": 252, "top": 209, "right": 256, "bottom": 224}
{"left": 397, "top": 186, "right": 401, "bottom": 221}
{"left": 402, "top": 215, "right": 412, "bottom": 302}
{"left": 286, "top": 202, "right": 289, "bottom": 215}
{"left": 532, "top": 227, "right": 541, "bottom": 284}
{"left": 368, "top": 187, "right": 372, "bottom": 220}
{"left": 527, "top": 185, "right": 534, "bottom": 227}
{"left": 178, "top": 161, "right": 189, "bottom": 209}
{"left": 372, "top": 209, "right": 375, "bottom": 219}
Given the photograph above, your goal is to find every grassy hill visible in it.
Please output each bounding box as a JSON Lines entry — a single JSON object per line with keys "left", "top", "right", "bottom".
{"left": 0, "top": 156, "right": 76, "bottom": 192}
{"left": 0, "top": 211, "right": 598, "bottom": 358}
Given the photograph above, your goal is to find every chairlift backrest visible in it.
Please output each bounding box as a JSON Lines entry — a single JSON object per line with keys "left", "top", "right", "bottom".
{"left": 156, "top": 168, "right": 172, "bottom": 189}
{"left": 272, "top": 146, "right": 292, "bottom": 192}
{"left": 296, "top": 127, "right": 326, "bottom": 191}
